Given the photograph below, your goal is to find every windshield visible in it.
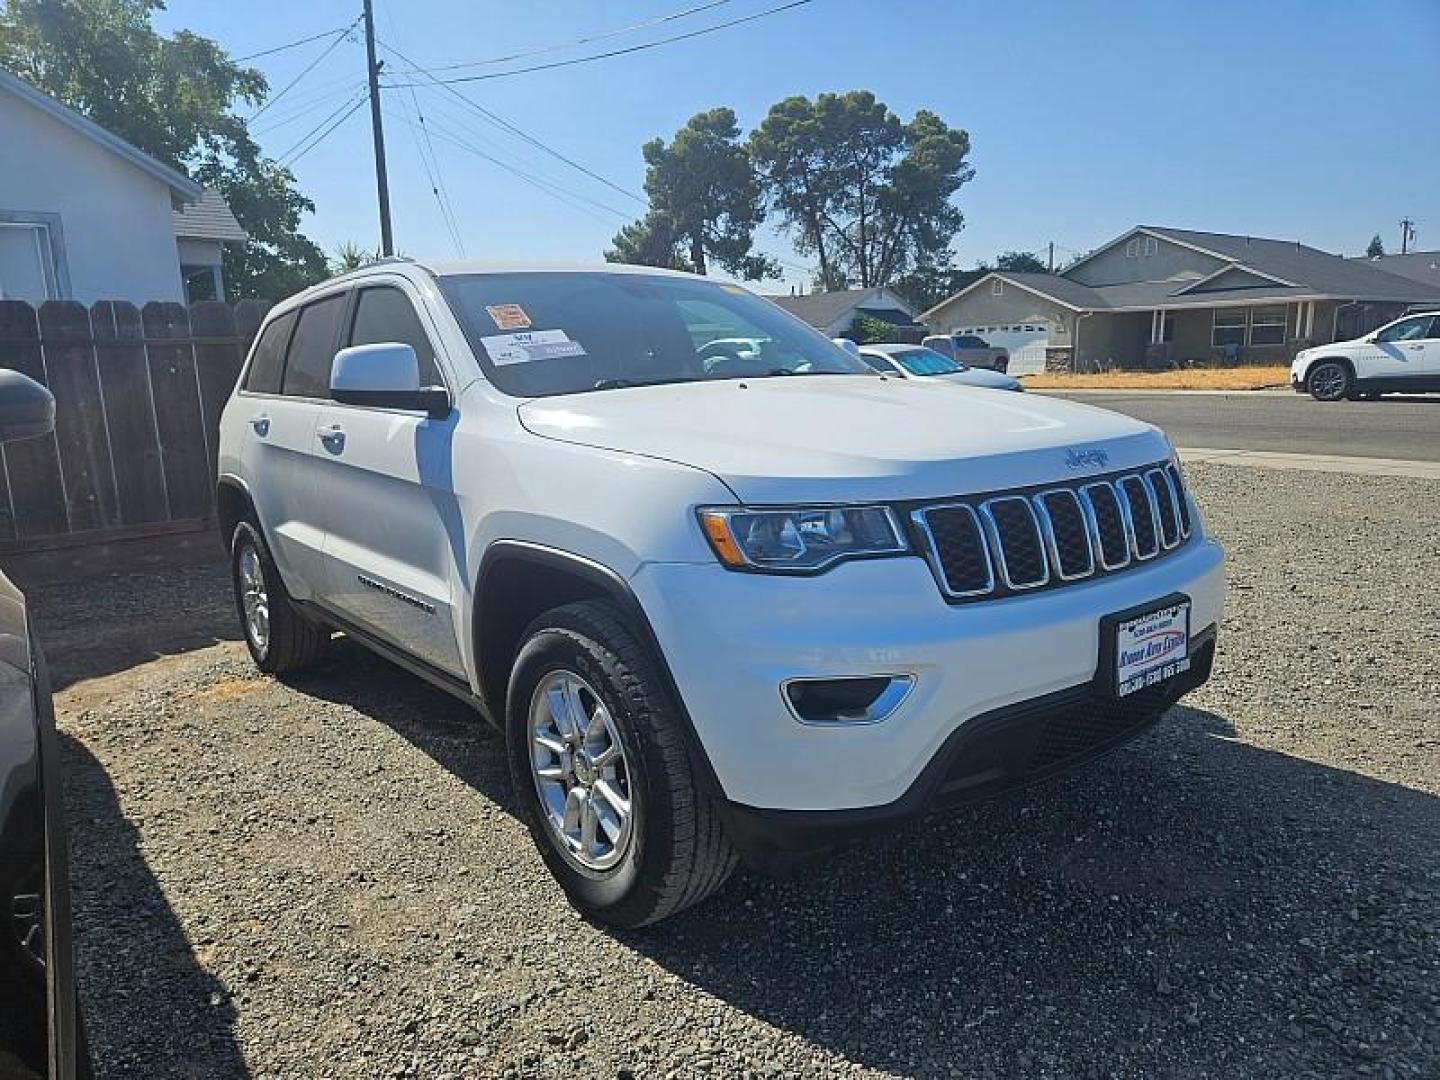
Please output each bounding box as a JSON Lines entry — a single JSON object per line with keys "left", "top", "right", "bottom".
{"left": 439, "top": 272, "right": 869, "bottom": 397}
{"left": 887, "top": 346, "right": 965, "bottom": 376}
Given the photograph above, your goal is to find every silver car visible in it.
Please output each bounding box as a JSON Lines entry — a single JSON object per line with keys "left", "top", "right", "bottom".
{"left": 855, "top": 343, "right": 1024, "bottom": 391}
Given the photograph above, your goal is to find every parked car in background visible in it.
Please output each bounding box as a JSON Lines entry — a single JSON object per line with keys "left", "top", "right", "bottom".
{"left": 855, "top": 343, "right": 1024, "bottom": 392}
{"left": 1292, "top": 311, "right": 1440, "bottom": 400}
{"left": 923, "top": 332, "right": 1010, "bottom": 372}
{"left": 0, "top": 371, "right": 89, "bottom": 1080}
{"left": 218, "top": 259, "right": 1223, "bottom": 927}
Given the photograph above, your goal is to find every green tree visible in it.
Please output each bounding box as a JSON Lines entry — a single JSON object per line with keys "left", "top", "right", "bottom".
{"left": 845, "top": 314, "right": 898, "bottom": 345}
{"left": 994, "top": 250, "right": 1047, "bottom": 273}
{"left": 750, "top": 91, "right": 973, "bottom": 289}
{"left": 609, "top": 108, "right": 775, "bottom": 279}
{"left": 0, "top": 0, "right": 329, "bottom": 299}
{"left": 604, "top": 210, "right": 686, "bottom": 270}
{"left": 1366, "top": 234, "right": 1385, "bottom": 258}
{"left": 329, "top": 241, "right": 375, "bottom": 276}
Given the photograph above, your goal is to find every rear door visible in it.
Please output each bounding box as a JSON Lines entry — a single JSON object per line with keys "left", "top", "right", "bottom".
{"left": 237, "top": 293, "right": 348, "bottom": 597}
{"left": 312, "top": 283, "right": 466, "bottom": 676}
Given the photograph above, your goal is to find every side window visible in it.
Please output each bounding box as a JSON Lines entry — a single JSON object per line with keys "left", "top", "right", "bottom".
{"left": 1375, "top": 316, "right": 1428, "bottom": 344}
{"left": 348, "top": 287, "right": 442, "bottom": 385}
{"left": 281, "top": 293, "right": 348, "bottom": 398}
{"left": 859, "top": 352, "right": 897, "bottom": 374}
{"left": 1428, "top": 316, "right": 1440, "bottom": 340}
{"left": 243, "top": 311, "right": 296, "bottom": 394}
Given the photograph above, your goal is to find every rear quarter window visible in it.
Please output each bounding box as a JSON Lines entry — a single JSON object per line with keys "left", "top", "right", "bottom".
{"left": 243, "top": 311, "right": 296, "bottom": 395}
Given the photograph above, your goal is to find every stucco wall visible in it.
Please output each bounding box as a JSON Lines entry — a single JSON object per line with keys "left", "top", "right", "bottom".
{"left": 924, "top": 283, "right": 1075, "bottom": 345}
{"left": 1068, "top": 235, "right": 1225, "bottom": 287}
{"left": 0, "top": 92, "right": 185, "bottom": 303}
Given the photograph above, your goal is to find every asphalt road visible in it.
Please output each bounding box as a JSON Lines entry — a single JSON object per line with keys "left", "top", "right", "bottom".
{"left": 1043, "top": 390, "right": 1440, "bottom": 461}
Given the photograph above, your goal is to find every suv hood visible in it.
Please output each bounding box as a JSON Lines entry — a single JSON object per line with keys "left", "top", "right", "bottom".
{"left": 518, "top": 376, "right": 1170, "bottom": 503}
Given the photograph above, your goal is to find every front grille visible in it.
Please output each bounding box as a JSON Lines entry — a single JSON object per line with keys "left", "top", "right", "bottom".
{"left": 912, "top": 460, "right": 1194, "bottom": 603}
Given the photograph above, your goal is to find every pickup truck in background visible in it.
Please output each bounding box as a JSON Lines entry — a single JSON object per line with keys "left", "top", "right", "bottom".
{"left": 923, "top": 333, "right": 1010, "bottom": 373}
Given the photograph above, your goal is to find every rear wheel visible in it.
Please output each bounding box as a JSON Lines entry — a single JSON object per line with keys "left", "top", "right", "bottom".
{"left": 506, "top": 600, "right": 736, "bottom": 927}
{"left": 230, "top": 520, "right": 328, "bottom": 673}
{"left": 1306, "top": 360, "right": 1352, "bottom": 401}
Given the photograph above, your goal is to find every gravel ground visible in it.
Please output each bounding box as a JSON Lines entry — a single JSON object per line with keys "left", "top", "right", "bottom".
{"left": 31, "top": 463, "right": 1439, "bottom": 1079}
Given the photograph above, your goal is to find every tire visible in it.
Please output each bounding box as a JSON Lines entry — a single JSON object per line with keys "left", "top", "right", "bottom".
{"left": 505, "top": 600, "right": 737, "bottom": 927}
{"left": 230, "top": 519, "right": 328, "bottom": 674}
{"left": 1306, "top": 360, "right": 1352, "bottom": 401}
{"left": 994, "top": 358, "right": 1008, "bottom": 374}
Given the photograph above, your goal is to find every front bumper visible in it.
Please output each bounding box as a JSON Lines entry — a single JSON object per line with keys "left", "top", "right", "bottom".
{"left": 632, "top": 535, "right": 1224, "bottom": 815}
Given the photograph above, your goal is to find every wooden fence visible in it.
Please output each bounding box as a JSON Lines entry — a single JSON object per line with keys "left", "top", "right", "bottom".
{"left": 0, "top": 299, "right": 269, "bottom": 555}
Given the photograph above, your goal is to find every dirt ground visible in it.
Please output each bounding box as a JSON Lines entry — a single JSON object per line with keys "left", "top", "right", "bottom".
{"left": 1022, "top": 366, "right": 1290, "bottom": 391}
{"left": 29, "top": 463, "right": 1440, "bottom": 1078}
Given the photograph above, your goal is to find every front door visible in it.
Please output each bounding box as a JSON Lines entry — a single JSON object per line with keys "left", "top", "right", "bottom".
{"left": 312, "top": 284, "right": 466, "bottom": 676}
{"left": 1366, "top": 314, "right": 1440, "bottom": 382}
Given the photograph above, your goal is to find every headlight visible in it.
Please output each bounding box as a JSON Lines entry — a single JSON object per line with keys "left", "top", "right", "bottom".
{"left": 697, "top": 505, "right": 908, "bottom": 572}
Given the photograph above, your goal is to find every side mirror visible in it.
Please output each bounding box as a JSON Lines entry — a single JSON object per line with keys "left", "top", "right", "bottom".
{"left": 0, "top": 369, "right": 56, "bottom": 442}
{"left": 331, "top": 343, "right": 450, "bottom": 419}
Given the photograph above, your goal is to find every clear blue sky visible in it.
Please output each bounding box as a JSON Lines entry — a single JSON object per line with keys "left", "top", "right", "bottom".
{"left": 155, "top": 0, "right": 1440, "bottom": 290}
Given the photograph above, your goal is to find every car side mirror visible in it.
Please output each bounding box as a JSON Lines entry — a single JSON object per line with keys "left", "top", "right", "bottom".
{"left": 331, "top": 343, "right": 450, "bottom": 419}
{"left": 0, "top": 369, "right": 56, "bottom": 442}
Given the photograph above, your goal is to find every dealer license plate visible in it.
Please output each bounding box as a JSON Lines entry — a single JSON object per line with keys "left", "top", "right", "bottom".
{"left": 1111, "top": 600, "right": 1191, "bottom": 698}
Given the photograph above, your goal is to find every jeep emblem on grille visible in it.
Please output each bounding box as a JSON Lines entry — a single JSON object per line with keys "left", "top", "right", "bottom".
{"left": 1065, "top": 446, "right": 1110, "bottom": 470}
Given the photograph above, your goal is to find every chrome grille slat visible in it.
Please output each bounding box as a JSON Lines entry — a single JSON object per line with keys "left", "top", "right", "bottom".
{"left": 911, "top": 459, "right": 1197, "bottom": 604}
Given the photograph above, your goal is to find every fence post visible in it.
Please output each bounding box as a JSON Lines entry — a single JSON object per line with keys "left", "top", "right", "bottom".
{"left": 40, "top": 301, "right": 120, "bottom": 532}
{"left": 92, "top": 300, "right": 169, "bottom": 525}
{"left": 142, "top": 302, "right": 212, "bottom": 522}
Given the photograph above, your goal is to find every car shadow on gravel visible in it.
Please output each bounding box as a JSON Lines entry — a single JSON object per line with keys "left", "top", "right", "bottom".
{"left": 59, "top": 733, "right": 247, "bottom": 1079}
{"left": 277, "top": 647, "right": 1438, "bottom": 1076}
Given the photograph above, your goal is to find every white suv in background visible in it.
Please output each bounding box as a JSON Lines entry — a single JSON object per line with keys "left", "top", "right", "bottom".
{"left": 1293, "top": 310, "right": 1440, "bottom": 400}
{"left": 217, "top": 259, "right": 1224, "bottom": 927}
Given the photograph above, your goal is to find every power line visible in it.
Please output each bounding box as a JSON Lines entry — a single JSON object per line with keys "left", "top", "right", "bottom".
{"left": 251, "top": 79, "right": 367, "bottom": 135}
{"left": 394, "top": 89, "right": 465, "bottom": 256}
{"left": 378, "top": 39, "right": 644, "bottom": 205}
{"left": 235, "top": 25, "right": 352, "bottom": 63}
{"left": 388, "top": 108, "right": 629, "bottom": 226}
{"left": 383, "top": 0, "right": 816, "bottom": 86}
{"left": 389, "top": 0, "right": 736, "bottom": 73}
{"left": 278, "top": 92, "right": 367, "bottom": 165}
{"left": 249, "top": 16, "right": 362, "bottom": 121}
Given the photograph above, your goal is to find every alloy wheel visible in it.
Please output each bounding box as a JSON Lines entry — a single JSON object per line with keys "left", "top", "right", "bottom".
{"left": 1309, "top": 362, "right": 1348, "bottom": 401}
{"left": 528, "top": 670, "right": 635, "bottom": 871}
{"left": 238, "top": 543, "right": 271, "bottom": 655}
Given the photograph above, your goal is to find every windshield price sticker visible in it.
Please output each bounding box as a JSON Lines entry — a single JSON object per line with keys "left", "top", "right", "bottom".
{"left": 1114, "top": 601, "right": 1190, "bottom": 697}
{"left": 481, "top": 330, "right": 586, "bottom": 366}
{"left": 485, "top": 303, "right": 532, "bottom": 330}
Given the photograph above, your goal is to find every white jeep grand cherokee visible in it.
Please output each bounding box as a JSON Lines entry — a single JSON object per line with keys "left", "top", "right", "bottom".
{"left": 217, "top": 260, "right": 1224, "bottom": 927}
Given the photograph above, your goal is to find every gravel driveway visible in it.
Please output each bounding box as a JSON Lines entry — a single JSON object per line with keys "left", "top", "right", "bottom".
{"left": 32, "top": 464, "right": 1439, "bottom": 1078}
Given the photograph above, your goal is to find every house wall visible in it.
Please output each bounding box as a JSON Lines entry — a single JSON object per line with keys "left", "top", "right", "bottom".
{"left": 1068, "top": 235, "right": 1225, "bottom": 287}
{"left": 923, "top": 284, "right": 1075, "bottom": 347}
{"left": 1075, "top": 312, "right": 1148, "bottom": 369}
{"left": 0, "top": 93, "right": 185, "bottom": 304}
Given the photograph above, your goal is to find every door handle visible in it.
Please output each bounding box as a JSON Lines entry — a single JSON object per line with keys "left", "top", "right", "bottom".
{"left": 317, "top": 425, "right": 346, "bottom": 453}
{"left": 249, "top": 413, "right": 270, "bottom": 436}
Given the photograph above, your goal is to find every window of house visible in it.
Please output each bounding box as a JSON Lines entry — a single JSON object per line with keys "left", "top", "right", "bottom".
{"left": 0, "top": 222, "right": 58, "bottom": 302}
{"left": 1212, "top": 310, "right": 1247, "bottom": 348}
{"left": 282, "top": 293, "right": 348, "bottom": 398}
{"left": 349, "top": 287, "right": 442, "bottom": 385}
{"left": 243, "top": 310, "right": 297, "bottom": 395}
{"left": 1249, "top": 306, "right": 1287, "bottom": 346}
{"left": 991, "top": 279, "right": 1004, "bottom": 296}
{"left": 1141, "top": 236, "right": 1158, "bottom": 257}
{"left": 1125, "top": 238, "right": 1141, "bottom": 258}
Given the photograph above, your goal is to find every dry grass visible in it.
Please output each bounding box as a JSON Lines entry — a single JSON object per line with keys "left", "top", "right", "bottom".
{"left": 1022, "top": 365, "right": 1291, "bottom": 391}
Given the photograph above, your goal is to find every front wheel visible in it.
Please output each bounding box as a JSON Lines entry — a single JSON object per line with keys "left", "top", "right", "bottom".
{"left": 1306, "top": 360, "right": 1352, "bottom": 401}
{"left": 506, "top": 601, "right": 736, "bottom": 927}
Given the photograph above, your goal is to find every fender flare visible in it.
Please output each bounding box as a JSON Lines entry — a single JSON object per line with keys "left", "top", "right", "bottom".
{"left": 474, "top": 540, "right": 725, "bottom": 798}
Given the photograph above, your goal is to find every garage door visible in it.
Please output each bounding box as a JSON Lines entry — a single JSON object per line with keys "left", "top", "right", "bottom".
{"left": 956, "top": 322, "right": 1050, "bottom": 375}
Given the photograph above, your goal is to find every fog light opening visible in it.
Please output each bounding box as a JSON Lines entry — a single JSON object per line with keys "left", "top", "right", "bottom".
{"left": 783, "top": 675, "right": 914, "bottom": 726}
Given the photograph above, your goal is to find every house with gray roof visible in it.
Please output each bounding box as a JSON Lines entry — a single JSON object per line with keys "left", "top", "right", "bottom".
{"left": 0, "top": 66, "right": 246, "bottom": 305}
{"left": 1360, "top": 250, "right": 1440, "bottom": 291}
{"left": 921, "top": 226, "right": 1440, "bottom": 371}
{"left": 770, "top": 286, "right": 922, "bottom": 338}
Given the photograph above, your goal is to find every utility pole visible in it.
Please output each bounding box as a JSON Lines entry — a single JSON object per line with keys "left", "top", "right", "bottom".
{"left": 1399, "top": 217, "right": 1416, "bottom": 255}
{"left": 1047, "top": 241, "right": 1054, "bottom": 273}
{"left": 362, "top": 0, "right": 394, "bottom": 256}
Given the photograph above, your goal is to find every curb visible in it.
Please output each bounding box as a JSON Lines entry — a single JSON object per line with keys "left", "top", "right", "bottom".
{"left": 1177, "top": 446, "right": 1440, "bottom": 480}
